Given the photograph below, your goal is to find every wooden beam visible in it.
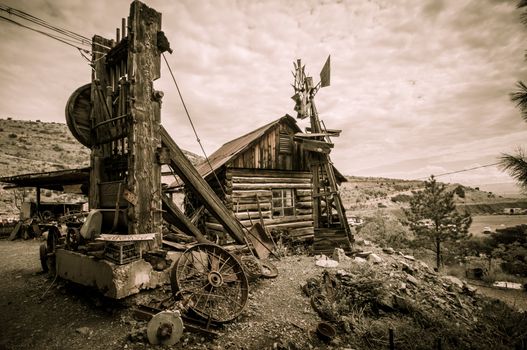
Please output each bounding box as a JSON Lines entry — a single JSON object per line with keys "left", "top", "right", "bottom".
{"left": 161, "top": 195, "right": 209, "bottom": 243}
{"left": 160, "top": 126, "right": 247, "bottom": 245}
{"left": 126, "top": 1, "right": 163, "bottom": 239}
{"left": 305, "top": 127, "right": 341, "bottom": 136}
{"left": 294, "top": 132, "right": 339, "bottom": 138}
{"left": 294, "top": 137, "right": 334, "bottom": 154}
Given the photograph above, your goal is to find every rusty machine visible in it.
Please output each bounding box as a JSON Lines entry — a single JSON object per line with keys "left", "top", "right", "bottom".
{"left": 44, "top": 1, "right": 265, "bottom": 344}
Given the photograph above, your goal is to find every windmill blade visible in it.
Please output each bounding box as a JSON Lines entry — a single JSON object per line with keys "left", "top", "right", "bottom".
{"left": 320, "top": 55, "right": 331, "bottom": 88}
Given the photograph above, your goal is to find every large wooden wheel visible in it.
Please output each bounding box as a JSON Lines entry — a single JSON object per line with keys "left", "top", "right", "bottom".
{"left": 170, "top": 244, "right": 249, "bottom": 323}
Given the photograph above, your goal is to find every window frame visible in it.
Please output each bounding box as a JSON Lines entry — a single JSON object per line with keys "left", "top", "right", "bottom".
{"left": 271, "top": 188, "right": 296, "bottom": 217}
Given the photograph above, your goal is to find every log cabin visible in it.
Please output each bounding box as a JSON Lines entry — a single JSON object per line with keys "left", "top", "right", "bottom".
{"left": 178, "top": 114, "right": 347, "bottom": 243}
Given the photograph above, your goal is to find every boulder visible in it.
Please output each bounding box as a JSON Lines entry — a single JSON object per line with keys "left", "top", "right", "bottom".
{"left": 382, "top": 247, "right": 395, "bottom": 255}
{"left": 442, "top": 276, "right": 464, "bottom": 289}
{"left": 332, "top": 248, "right": 351, "bottom": 262}
{"left": 368, "top": 253, "right": 383, "bottom": 264}
{"left": 353, "top": 257, "right": 367, "bottom": 264}
{"left": 315, "top": 257, "right": 339, "bottom": 268}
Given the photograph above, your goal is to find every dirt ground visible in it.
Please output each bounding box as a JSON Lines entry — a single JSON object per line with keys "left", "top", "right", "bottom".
{"left": 0, "top": 239, "right": 332, "bottom": 350}
{"left": 2, "top": 238, "right": 527, "bottom": 350}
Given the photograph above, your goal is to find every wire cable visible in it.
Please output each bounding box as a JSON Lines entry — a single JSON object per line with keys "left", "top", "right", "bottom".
{"left": 418, "top": 162, "right": 501, "bottom": 180}
{"left": 162, "top": 53, "right": 227, "bottom": 198}
{"left": 0, "top": 4, "right": 91, "bottom": 45}
{"left": 0, "top": 14, "right": 90, "bottom": 53}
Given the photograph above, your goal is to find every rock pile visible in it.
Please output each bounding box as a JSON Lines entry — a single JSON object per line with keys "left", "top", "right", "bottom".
{"left": 303, "top": 247, "right": 527, "bottom": 349}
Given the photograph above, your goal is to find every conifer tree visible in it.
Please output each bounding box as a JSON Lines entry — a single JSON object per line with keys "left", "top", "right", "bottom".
{"left": 405, "top": 176, "right": 472, "bottom": 270}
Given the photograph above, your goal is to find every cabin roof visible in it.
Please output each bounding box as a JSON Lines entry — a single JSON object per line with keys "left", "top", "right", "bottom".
{"left": 170, "top": 114, "right": 347, "bottom": 188}
{"left": 195, "top": 114, "right": 301, "bottom": 179}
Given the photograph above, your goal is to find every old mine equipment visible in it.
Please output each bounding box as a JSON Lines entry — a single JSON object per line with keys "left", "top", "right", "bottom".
{"left": 42, "top": 0, "right": 255, "bottom": 342}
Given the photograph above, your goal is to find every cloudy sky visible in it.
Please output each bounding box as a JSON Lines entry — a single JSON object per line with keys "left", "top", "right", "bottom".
{"left": 1, "top": 0, "right": 527, "bottom": 187}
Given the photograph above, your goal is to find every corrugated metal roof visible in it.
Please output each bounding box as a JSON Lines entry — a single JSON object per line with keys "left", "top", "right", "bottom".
{"left": 0, "top": 167, "right": 90, "bottom": 191}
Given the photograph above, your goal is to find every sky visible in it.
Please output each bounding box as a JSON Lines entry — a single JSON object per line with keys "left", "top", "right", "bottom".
{"left": 1, "top": 0, "right": 527, "bottom": 188}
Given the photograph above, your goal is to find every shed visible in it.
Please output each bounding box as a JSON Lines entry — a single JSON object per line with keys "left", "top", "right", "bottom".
{"left": 180, "top": 114, "right": 346, "bottom": 242}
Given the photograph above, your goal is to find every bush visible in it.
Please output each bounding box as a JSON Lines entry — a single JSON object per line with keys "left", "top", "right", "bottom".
{"left": 8, "top": 133, "right": 17, "bottom": 138}
{"left": 357, "top": 212, "right": 413, "bottom": 249}
{"left": 391, "top": 194, "right": 412, "bottom": 203}
{"left": 454, "top": 185, "right": 466, "bottom": 198}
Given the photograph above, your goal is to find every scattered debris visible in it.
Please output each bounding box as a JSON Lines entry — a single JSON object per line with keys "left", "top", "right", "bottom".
{"left": 315, "top": 255, "right": 339, "bottom": 268}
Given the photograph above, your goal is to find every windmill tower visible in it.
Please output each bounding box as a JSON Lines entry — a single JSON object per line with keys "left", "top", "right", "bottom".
{"left": 291, "top": 57, "right": 353, "bottom": 253}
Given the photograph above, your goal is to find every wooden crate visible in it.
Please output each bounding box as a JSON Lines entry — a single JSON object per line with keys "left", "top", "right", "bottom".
{"left": 104, "top": 241, "right": 141, "bottom": 264}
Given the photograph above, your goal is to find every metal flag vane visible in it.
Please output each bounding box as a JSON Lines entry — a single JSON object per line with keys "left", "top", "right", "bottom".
{"left": 291, "top": 55, "right": 330, "bottom": 120}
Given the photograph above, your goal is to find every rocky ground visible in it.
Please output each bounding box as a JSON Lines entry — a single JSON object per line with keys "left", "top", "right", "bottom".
{"left": 1, "top": 238, "right": 527, "bottom": 350}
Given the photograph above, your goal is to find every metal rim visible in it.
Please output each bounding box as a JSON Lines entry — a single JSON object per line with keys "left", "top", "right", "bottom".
{"left": 171, "top": 243, "right": 249, "bottom": 323}
{"left": 260, "top": 259, "right": 278, "bottom": 278}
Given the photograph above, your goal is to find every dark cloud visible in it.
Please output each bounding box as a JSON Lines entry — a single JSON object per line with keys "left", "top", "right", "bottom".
{"left": 422, "top": 0, "right": 445, "bottom": 19}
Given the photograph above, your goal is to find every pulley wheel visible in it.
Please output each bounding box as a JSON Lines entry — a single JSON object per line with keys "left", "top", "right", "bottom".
{"left": 146, "top": 311, "right": 184, "bottom": 346}
{"left": 171, "top": 243, "right": 249, "bottom": 323}
{"left": 65, "top": 83, "right": 92, "bottom": 147}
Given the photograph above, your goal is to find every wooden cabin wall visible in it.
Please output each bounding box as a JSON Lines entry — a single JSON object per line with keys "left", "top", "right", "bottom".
{"left": 204, "top": 168, "right": 314, "bottom": 242}
{"left": 231, "top": 123, "right": 307, "bottom": 171}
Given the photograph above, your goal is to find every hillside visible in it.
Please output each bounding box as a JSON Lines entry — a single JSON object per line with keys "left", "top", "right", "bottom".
{"left": 0, "top": 118, "right": 203, "bottom": 219}
{"left": 1, "top": 117, "right": 525, "bottom": 220}
{"left": 341, "top": 176, "right": 527, "bottom": 217}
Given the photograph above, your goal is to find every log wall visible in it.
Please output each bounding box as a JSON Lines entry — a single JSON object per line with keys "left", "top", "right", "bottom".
{"left": 203, "top": 168, "right": 314, "bottom": 242}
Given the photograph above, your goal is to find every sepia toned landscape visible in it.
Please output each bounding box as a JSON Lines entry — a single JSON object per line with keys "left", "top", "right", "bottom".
{"left": 1, "top": 1, "right": 527, "bottom": 350}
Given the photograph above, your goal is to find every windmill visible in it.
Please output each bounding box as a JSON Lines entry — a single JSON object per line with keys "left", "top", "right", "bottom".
{"left": 291, "top": 56, "right": 353, "bottom": 253}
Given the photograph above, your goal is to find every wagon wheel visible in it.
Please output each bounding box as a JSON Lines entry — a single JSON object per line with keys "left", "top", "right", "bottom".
{"left": 170, "top": 243, "right": 249, "bottom": 323}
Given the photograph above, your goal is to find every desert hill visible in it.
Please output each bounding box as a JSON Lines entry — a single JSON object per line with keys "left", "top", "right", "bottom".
{"left": 0, "top": 118, "right": 203, "bottom": 219}
{"left": 0, "top": 117, "right": 525, "bottom": 220}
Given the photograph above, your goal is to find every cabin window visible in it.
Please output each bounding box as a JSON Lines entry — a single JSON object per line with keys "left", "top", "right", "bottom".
{"left": 272, "top": 189, "right": 295, "bottom": 217}
{"left": 279, "top": 133, "right": 292, "bottom": 154}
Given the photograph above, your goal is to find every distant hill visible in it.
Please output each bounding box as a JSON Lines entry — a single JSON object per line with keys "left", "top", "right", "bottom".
{"left": 340, "top": 176, "right": 527, "bottom": 217}
{"left": 0, "top": 118, "right": 524, "bottom": 220}
{"left": 0, "top": 118, "right": 203, "bottom": 219}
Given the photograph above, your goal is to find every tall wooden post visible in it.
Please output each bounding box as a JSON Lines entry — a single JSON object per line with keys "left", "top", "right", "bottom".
{"left": 126, "top": 1, "right": 162, "bottom": 237}
{"left": 87, "top": 1, "right": 163, "bottom": 245}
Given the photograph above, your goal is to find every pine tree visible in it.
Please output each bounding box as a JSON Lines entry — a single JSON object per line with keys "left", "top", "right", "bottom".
{"left": 405, "top": 176, "right": 472, "bottom": 270}
{"left": 500, "top": 2, "right": 527, "bottom": 188}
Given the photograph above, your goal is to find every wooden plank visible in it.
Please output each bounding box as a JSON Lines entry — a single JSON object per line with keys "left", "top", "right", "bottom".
{"left": 232, "top": 176, "right": 310, "bottom": 184}
{"left": 294, "top": 132, "right": 339, "bottom": 138}
{"left": 235, "top": 210, "right": 272, "bottom": 220}
{"left": 228, "top": 168, "right": 312, "bottom": 179}
{"left": 9, "top": 221, "right": 22, "bottom": 241}
{"left": 161, "top": 127, "right": 246, "bottom": 245}
{"left": 232, "top": 190, "right": 272, "bottom": 198}
{"left": 305, "top": 127, "right": 341, "bottom": 136}
{"left": 161, "top": 195, "right": 209, "bottom": 243}
{"left": 232, "top": 183, "right": 311, "bottom": 190}
{"left": 97, "top": 233, "right": 155, "bottom": 241}
{"left": 296, "top": 138, "right": 334, "bottom": 154}
{"left": 235, "top": 203, "right": 271, "bottom": 211}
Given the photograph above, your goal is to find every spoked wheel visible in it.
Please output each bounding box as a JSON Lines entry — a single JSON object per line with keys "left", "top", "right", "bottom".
{"left": 170, "top": 243, "right": 249, "bottom": 323}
